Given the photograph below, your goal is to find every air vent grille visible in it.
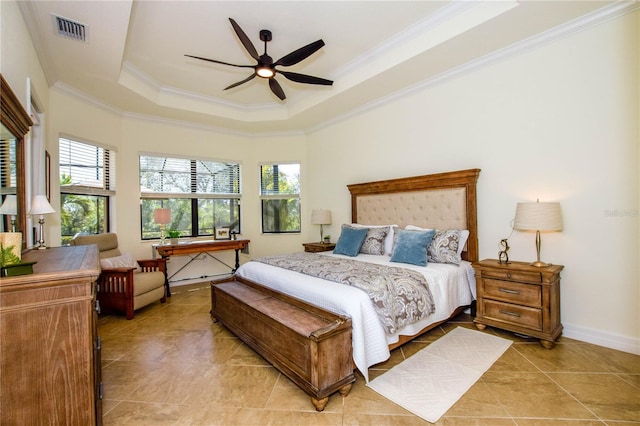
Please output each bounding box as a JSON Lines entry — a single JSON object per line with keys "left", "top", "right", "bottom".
{"left": 53, "top": 15, "right": 87, "bottom": 42}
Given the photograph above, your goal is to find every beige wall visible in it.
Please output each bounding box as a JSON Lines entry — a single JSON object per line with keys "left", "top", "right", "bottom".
{"left": 2, "top": 0, "right": 638, "bottom": 353}
{"left": 305, "top": 10, "right": 639, "bottom": 353}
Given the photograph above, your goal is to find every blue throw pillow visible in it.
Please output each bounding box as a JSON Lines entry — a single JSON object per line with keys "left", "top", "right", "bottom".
{"left": 390, "top": 229, "right": 436, "bottom": 266}
{"left": 333, "top": 225, "right": 368, "bottom": 257}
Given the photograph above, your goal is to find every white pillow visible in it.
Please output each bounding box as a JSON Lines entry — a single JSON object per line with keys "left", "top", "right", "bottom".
{"left": 350, "top": 223, "right": 397, "bottom": 255}
{"left": 100, "top": 253, "right": 138, "bottom": 270}
{"left": 458, "top": 230, "right": 470, "bottom": 256}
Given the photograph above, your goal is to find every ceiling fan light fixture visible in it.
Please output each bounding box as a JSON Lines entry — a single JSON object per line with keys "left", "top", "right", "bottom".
{"left": 256, "top": 66, "right": 275, "bottom": 78}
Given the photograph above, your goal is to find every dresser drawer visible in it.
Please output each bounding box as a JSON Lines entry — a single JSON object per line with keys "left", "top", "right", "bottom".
{"left": 480, "top": 268, "right": 542, "bottom": 283}
{"left": 482, "top": 299, "right": 542, "bottom": 331}
{"left": 482, "top": 279, "right": 542, "bottom": 307}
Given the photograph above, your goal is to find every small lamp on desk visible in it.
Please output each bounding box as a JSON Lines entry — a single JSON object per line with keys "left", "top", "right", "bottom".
{"left": 513, "top": 200, "right": 563, "bottom": 267}
{"left": 311, "top": 209, "right": 331, "bottom": 243}
{"left": 29, "top": 195, "right": 56, "bottom": 250}
{"left": 0, "top": 195, "right": 18, "bottom": 232}
{"left": 154, "top": 208, "right": 172, "bottom": 245}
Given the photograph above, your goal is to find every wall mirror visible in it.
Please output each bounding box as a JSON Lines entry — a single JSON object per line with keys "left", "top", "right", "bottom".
{"left": 1, "top": 74, "right": 32, "bottom": 248}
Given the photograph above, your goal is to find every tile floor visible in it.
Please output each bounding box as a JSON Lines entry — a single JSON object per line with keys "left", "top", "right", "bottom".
{"left": 99, "top": 283, "right": 640, "bottom": 425}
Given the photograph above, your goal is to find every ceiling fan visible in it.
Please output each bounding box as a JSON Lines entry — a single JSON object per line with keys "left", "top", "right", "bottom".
{"left": 185, "top": 18, "right": 333, "bottom": 101}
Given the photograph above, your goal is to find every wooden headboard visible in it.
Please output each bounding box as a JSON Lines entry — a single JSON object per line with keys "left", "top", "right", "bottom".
{"left": 347, "top": 169, "right": 481, "bottom": 262}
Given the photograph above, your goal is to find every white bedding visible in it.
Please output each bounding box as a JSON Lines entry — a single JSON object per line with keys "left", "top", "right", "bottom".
{"left": 235, "top": 252, "right": 476, "bottom": 382}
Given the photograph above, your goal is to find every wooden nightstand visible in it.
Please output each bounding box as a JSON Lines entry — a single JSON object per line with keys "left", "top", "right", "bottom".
{"left": 303, "top": 242, "right": 336, "bottom": 253}
{"left": 473, "top": 259, "right": 563, "bottom": 348}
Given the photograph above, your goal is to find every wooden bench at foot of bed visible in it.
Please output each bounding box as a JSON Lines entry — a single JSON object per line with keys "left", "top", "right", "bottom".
{"left": 210, "top": 276, "right": 355, "bottom": 411}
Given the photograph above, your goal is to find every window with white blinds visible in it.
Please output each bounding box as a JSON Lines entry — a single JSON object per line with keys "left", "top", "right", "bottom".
{"left": 0, "top": 138, "right": 17, "bottom": 194}
{"left": 260, "top": 163, "right": 301, "bottom": 233}
{"left": 140, "top": 155, "right": 240, "bottom": 197}
{"left": 139, "top": 154, "right": 241, "bottom": 240}
{"left": 59, "top": 137, "right": 115, "bottom": 195}
{"left": 58, "top": 137, "right": 115, "bottom": 244}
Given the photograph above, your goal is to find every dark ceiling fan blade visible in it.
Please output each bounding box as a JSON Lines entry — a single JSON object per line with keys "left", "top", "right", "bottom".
{"left": 184, "top": 54, "right": 254, "bottom": 69}
{"left": 274, "top": 39, "right": 325, "bottom": 67}
{"left": 229, "top": 18, "right": 260, "bottom": 61}
{"left": 278, "top": 71, "right": 333, "bottom": 86}
{"left": 224, "top": 74, "right": 256, "bottom": 90}
{"left": 269, "top": 78, "right": 286, "bottom": 100}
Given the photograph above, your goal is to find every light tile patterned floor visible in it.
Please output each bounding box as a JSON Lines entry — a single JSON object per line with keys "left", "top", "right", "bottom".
{"left": 99, "top": 283, "right": 640, "bottom": 425}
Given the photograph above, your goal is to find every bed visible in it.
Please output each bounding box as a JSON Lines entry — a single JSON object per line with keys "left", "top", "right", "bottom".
{"left": 235, "top": 168, "right": 481, "bottom": 382}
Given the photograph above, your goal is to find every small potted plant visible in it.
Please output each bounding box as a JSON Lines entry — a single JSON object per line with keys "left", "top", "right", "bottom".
{"left": 323, "top": 235, "right": 331, "bottom": 244}
{"left": 167, "top": 230, "right": 181, "bottom": 244}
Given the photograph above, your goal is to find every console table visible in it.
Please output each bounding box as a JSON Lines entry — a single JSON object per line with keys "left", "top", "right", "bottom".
{"left": 154, "top": 239, "right": 250, "bottom": 294}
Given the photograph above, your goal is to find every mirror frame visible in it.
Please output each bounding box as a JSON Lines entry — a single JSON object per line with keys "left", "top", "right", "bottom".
{"left": 1, "top": 74, "right": 33, "bottom": 248}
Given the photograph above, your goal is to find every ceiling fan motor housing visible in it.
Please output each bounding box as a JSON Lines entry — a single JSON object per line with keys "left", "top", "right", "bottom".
{"left": 259, "top": 29, "right": 272, "bottom": 42}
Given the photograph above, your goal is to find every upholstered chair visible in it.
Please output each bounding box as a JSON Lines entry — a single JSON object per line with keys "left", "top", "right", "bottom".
{"left": 71, "top": 233, "right": 167, "bottom": 319}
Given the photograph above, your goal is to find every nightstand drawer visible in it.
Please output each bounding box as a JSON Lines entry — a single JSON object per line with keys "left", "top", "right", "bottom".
{"left": 482, "top": 300, "right": 542, "bottom": 331}
{"left": 481, "top": 268, "right": 543, "bottom": 283}
{"left": 482, "top": 279, "right": 541, "bottom": 307}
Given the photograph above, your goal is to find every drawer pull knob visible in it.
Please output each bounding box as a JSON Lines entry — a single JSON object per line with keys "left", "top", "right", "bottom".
{"left": 506, "top": 273, "right": 512, "bottom": 279}
{"left": 499, "top": 310, "right": 521, "bottom": 318}
{"left": 499, "top": 287, "right": 520, "bottom": 295}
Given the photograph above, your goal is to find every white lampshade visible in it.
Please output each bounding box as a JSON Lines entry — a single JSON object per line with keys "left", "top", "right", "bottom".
{"left": 514, "top": 201, "right": 563, "bottom": 232}
{"left": 311, "top": 209, "right": 332, "bottom": 225}
{"left": 154, "top": 208, "right": 171, "bottom": 224}
{"left": 28, "top": 195, "right": 56, "bottom": 216}
{"left": 0, "top": 195, "right": 17, "bottom": 215}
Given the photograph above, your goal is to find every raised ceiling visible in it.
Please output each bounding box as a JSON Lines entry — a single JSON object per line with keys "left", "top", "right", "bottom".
{"left": 18, "top": 1, "right": 624, "bottom": 134}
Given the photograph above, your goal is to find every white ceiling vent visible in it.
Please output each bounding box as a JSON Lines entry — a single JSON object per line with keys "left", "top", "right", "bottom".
{"left": 52, "top": 14, "right": 88, "bottom": 42}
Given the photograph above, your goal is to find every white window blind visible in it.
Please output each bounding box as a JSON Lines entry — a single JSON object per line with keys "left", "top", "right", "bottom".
{"left": 59, "top": 137, "right": 115, "bottom": 196}
{"left": 140, "top": 155, "right": 240, "bottom": 197}
{"left": 0, "top": 138, "right": 17, "bottom": 194}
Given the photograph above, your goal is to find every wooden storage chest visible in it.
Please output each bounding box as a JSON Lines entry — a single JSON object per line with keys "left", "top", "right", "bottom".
{"left": 210, "top": 276, "right": 355, "bottom": 411}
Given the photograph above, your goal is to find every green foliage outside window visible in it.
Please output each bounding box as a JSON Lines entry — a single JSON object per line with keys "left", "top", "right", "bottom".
{"left": 260, "top": 164, "right": 301, "bottom": 233}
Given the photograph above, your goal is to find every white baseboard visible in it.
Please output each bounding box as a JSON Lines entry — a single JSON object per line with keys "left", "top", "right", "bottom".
{"left": 562, "top": 322, "right": 640, "bottom": 355}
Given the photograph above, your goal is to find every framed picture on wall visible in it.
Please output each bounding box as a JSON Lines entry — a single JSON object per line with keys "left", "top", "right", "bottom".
{"left": 214, "top": 227, "right": 230, "bottom": 240}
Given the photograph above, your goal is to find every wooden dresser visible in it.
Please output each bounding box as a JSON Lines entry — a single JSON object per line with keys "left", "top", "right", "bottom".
{"left": 0, "top": 246, "right": 102, "bottom": 424}
{"left": 473, "top": 259, "right": 563, "bottom": 348}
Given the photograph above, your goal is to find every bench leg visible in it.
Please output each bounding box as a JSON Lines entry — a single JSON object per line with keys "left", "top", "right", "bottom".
{"left": 311, "top": 396, "right": 329, "bottom": 412}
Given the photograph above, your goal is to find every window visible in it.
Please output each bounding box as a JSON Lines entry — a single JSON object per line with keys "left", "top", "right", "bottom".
{"left": 59, "top": 137, "right": 115, "bottom": 245}
{"left": 260, "top": 163, "right": 301, "bottom": 233}
{"left": 140, "top": 154, "right": 241, "bottom": 240}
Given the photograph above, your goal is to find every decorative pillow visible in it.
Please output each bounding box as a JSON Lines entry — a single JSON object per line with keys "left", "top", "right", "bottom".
{"left": 333, "top": 225, "right": 368, "bottom": 257}
{"left": 100, "top": 253, "right": 138, "bottom": 270}
{"left": 350, "top": 224, "right": 397, "bottom": 254}
{"left": 390, "top": 229, "right": 435, "bottom": 266}
{"left": 427, "top": 229, "right": 463, "bottom": 265}
{"left": 358, "top": 227, "right": 388, "bottom": 255}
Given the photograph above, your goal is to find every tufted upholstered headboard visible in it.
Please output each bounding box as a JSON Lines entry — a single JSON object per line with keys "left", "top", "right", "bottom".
{"left": 347, "top": 169, "right": 481, "bottom": 262}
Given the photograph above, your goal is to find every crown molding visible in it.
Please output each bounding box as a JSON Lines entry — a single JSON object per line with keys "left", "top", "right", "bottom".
{"left": 309, "top": 0, "right": 639, "bottom": 135}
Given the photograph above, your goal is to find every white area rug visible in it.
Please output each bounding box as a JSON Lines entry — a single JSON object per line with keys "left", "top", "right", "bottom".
{"left": 367, "top": 326, "right": 512, "bottom": 423}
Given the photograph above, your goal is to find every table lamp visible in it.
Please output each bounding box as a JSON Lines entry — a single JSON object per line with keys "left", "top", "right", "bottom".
{"left": 154, "top": 208, "right": 171, "bottom": 245}
{"left": 513, "top": 200, "right": 563, "bottom": 267}
{"left": 311, "top": 209, "right": 331, "bottom": 243}
{"left": 0, "top": 195, "right": 17, "bottom": 232}
{"left": 29, "top": 195, "right": 56, "bottom": 250}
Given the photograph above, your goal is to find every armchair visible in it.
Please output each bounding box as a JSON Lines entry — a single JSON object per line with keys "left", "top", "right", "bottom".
{"left": 71, "top": 233, "right": 167, "bottom": 319}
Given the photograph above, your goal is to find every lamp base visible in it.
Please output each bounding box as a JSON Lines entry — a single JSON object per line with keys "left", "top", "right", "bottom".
{"left": 530, "top": 260, "right": 551, "bottom": 268}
